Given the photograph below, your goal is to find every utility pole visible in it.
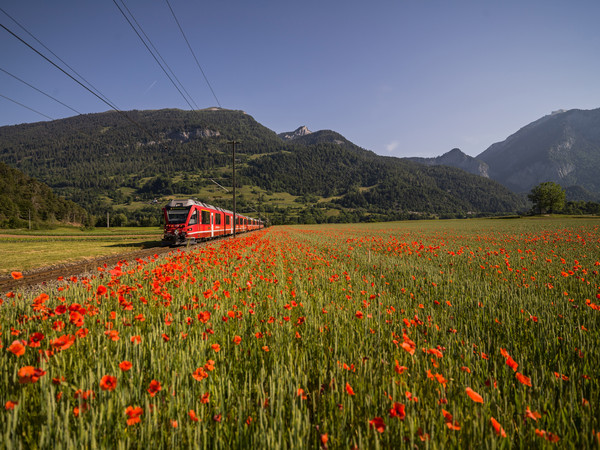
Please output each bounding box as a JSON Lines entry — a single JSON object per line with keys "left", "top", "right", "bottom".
{"left": 229, "top": 141, "right": 240, "bottom": 237}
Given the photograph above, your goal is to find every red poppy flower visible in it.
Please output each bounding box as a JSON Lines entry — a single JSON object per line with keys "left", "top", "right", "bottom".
{"left": 535, "top": 429, "right": 560, "bottom": 442}
{"left": 233, "top": 335, "right": 242, "bottom": 345}
{"left": 394, "top": 360, "right": 408, "bottom": 374}
{"left": 100, "top": 375, "right": 117, "bottom": 391}
{"left": 18, "top": 366, "right": 46, "bottom": 384}
{"left": 125, "top": 405, "right": 143, "bottom": 426}
{"left": 441, "top": 409, "right": 461, "bottom": 430}
{"left": 389, "top": 402, "right": 406, "bottom": 420}
{"left": 427, "top": 348, "right": 443, "bottom": 358}
{"left": 345, "top": 382, "right": 355, "bottom": 396}
{"left": 11, "top": 271, "right": 23, "bottom": 280}
{"left": 50, "top": 334, "right": 76, "bottom": 351}
{"left": 192, "top": 367, "right": 208, "bottom": 381}
{"left": 465, "top": 387, "right": 484, "bottom": 403}
{"left": 197, "top": 311, "right": 211, "bottom": 323}
{"left": 525, "top": 406, "right": 541, "bottom": 421}
{"left": 490, "top": 417, "right": 507, "bottom": 437}
{"left": 515, "top": 372, "right": 532, "bottom": 387}
{"left": 69, "top": 311, "right": 84, "bottom": 327}
{"left": 369, "top": 417, "right": 385, "bottom": 433}
{"left": 7, "top": 340, "right": 26, "bottom": 357}
{"left": 96, "top": 285, "right": 107, "bottom": 296}
{"left": 189, "top": 409, "right": 199, "bottom": 422}
{"left": 505, "top": 356, "right": 518, "bottom": 372}
{"left": 76, "top": 328, "right": 89, "bottom": 338}
{"left": 297, "top": 388, "right": 308, "bottom": 400}
{"left": 5, "top": 400, "right": 17, "bottom": 410}
{"left": 104, "top": 330, "right": 120, "bottom": 341}
{"left": 119, "top": 360, "right": 132, "bottom": 371}
{"left": 147, "top": 380, "right": 162, "bottom": 397}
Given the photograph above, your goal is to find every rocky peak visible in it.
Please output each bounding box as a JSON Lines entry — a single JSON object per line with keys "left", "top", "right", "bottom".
{"left": 278, "top": 126, "right": 312, "bottom": 140}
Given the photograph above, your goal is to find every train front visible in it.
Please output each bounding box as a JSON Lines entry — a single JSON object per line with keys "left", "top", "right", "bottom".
{"left": 163, "top": 199, "right": 192, "bottom": 245}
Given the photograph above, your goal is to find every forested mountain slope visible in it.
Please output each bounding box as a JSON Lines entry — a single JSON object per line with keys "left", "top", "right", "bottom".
{"left": 0, "top": 108, "right": 524, "bottom": 224}
{"left": 0, "top": 161, "right": 88, "bottom": 228}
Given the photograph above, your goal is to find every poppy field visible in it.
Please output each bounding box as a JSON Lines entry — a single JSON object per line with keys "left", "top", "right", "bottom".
{"left": 1, "top": 218, "right": 599, "bottom": 448}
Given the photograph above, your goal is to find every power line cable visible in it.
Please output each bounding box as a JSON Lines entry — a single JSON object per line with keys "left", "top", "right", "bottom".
{"left": 0, "top": 6, "right": 121, "bottom": 112}
{"left": 0, "top": 21, "right": 158, "bottom": 140}
{"left": 165, "top": 0, "right": 222, "bottom": 108}
{"left": 0, "top": 66, "right": 82, "bottom": 116}
{"left": 113, "top": 0, "right": 196, "bottom": 111}
{"left": 118, "top": 0, "right": 200, "bottom": 110}
{"left": 0, "top": 93, "right": 54, "bottom": 120}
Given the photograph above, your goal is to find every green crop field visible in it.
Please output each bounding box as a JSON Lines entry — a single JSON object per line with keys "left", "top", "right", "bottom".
{"left": 0, "top": 227, "right": 163, "bottom": 275}
{"left": 1, "top": 218, "right": 599, "bottom": 448}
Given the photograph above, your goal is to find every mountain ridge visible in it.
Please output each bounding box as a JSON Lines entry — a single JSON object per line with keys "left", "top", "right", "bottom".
{"left": 0, "top": 108, "right": 525, "bottom": 224}
{"left": 476, "top": 108, "right": 600, "bottom": 195}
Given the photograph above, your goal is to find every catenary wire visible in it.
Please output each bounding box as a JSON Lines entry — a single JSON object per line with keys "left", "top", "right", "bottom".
{"left": 118, "top": 0, "right": 200, "bottom": 110}
{"left": 164, "top": 0, "right": 222, "bottom": 108}
{"left": 0, "top": 22, "right": 160, "bottom": 141}
{"left": 0, "top": 93, "right": 54, "bottom": 120}
{"left": 113, "top": 0, "right": 197, "bottom": 111}
{"left": 0, "top": 6, "right": 121, "bottom": 113}
{"left": 0, "top": 66, "right": 82, "bottom": 116}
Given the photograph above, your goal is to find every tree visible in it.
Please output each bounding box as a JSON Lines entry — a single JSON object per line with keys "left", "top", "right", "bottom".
{"left": 528, "top": 182, "right": 565, "bottom": 214}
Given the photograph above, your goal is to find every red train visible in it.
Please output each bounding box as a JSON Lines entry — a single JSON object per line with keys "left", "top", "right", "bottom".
{"left": 162, "top": 199, "right": 264, "bottom": 245}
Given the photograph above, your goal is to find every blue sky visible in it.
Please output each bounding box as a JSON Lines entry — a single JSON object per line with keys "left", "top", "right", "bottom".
{"left": 1, "top": 0, "right": 599, "bottom": 158}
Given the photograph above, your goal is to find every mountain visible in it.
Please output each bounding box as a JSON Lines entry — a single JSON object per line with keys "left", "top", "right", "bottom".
{"left": 0, "top": 161, "right": 88, "bottom": 228}
{"left": 477, "top": 108, "right": 600, "bottom": 196}
{"left": 407, "top": 148, "right": 489, "bottom": 178}
{"left": 278, "top": 126, "right": 312, "bottom": 140}
{"left": 0, "top": 108, "right": 525, "bottom": 225}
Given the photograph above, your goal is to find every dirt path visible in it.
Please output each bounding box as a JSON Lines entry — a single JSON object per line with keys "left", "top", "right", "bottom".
{"left": 0, "top": 234, "right": 160, "bottom": 239}
{"left": 0, "top": 238, "right": 225, "bottom": 294}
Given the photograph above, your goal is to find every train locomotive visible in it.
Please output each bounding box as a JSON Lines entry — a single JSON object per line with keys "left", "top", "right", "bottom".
{"left": 162, "top": 199, "right": 264, "bottom": 245}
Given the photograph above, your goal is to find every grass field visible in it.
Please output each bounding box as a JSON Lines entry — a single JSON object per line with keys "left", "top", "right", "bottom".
{"left": 0, "top": 227, "right": 163, "bottom": 274}
{"left": 1, "top": 217, "right": 599, "bottom": 448}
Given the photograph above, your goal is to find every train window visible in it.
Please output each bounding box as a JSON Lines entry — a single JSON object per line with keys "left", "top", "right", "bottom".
{"left": 226, "top": 216, "right": 230, "bottom": 225}
{"left": 202, "top": 210, "right": 211, "bottom": 225}
{"left": 189, "top": 210, "right": 199, "bottom": 225}
{"left": 167, "top": 207, "right": 190, "bottom": 224}
{"left": 215, "top": 214, "right": 221, "bottom": 225}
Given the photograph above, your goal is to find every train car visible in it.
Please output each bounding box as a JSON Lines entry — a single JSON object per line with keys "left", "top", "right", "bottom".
{"left": 163, "top": 199, "right": 263, "bottom": 245}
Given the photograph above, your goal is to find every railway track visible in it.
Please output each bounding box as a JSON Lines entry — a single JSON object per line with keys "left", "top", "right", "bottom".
{"left": 0, "top": 238, "right": 223, "bottom": 294}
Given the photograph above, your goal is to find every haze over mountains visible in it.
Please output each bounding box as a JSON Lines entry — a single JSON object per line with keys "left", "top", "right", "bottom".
{"left": 409, "top": 108, "right": 600, "bottom": 201}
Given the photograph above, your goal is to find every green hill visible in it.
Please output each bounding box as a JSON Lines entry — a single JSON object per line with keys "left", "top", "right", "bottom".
{"left": 0, "top": 108, "right": 525, "bottom": 225}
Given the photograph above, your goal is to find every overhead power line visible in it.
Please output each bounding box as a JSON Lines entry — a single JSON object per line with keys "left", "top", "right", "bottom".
{"left": 0, "top": 6, "right": 121, "bottom": 112}
{"left": 113, "top": 0, "right": 198, "bottom": 111}
{"left": 0, "top": 92, "right": 54, "bottom": 120}
{"left": 164, "top": 0, "right": 222, "bottom": 108}
{"left": 0, "top": 66, "right": 82, "bottom": 116}
{"left": 117, "top": 0, "right": 200, "bottom": 111}
{"left": 0, "top": 21, "right": 158, "bottom": 140}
